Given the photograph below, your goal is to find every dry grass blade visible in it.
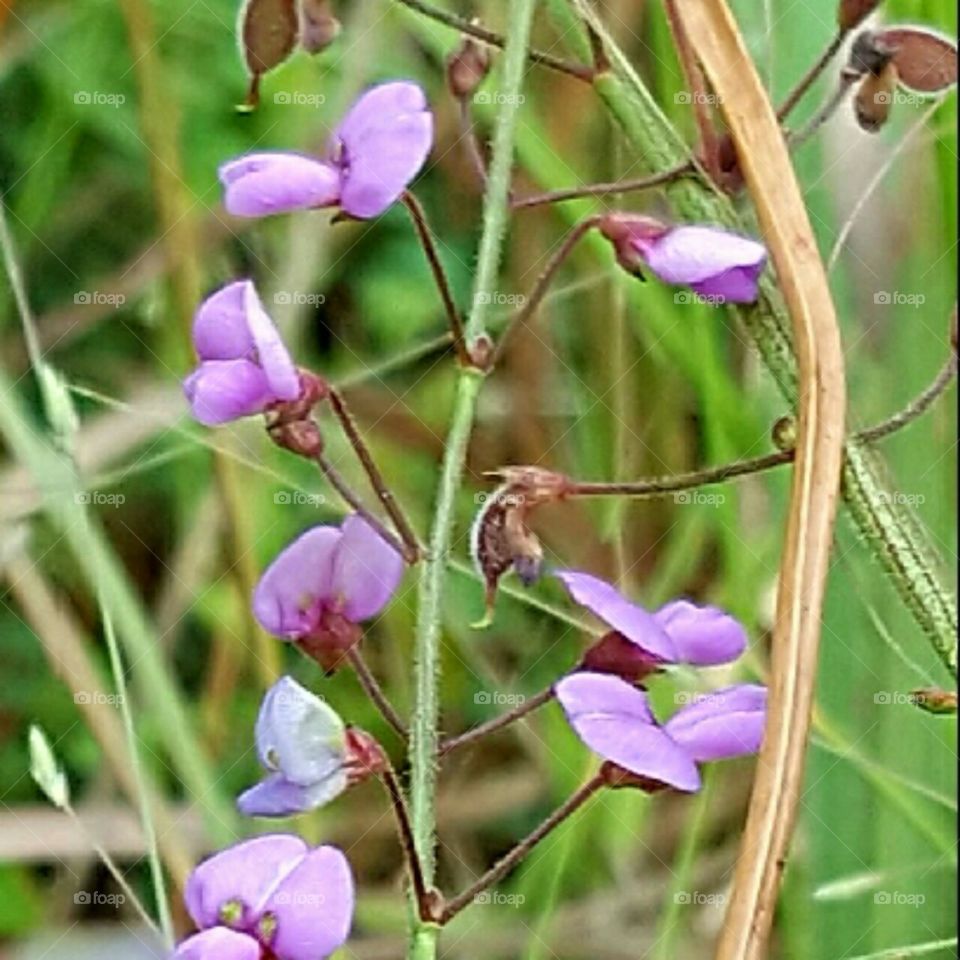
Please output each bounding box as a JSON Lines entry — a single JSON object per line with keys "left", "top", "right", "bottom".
{"left": 671, "top": 2, "right": 847, "bottom": 958}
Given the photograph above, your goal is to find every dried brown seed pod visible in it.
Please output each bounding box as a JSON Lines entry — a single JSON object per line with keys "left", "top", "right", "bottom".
{"left": 238, "top": 0, "right": 300, "bottom": 108}
{"left": 877, "top": 26, "right": 958, "bottom": 92}
{"left": 299, "top": 0, "right": 340, "bottom": 55}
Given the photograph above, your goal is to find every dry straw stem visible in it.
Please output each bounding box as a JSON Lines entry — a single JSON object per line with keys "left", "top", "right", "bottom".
{"left": 673, "top": 2, "right": 847, "bottom": 958}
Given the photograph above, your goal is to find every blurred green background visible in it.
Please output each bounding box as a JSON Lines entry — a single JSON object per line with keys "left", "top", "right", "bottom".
{"left": 0, "top": 0, "right": 956, "bottom": 957}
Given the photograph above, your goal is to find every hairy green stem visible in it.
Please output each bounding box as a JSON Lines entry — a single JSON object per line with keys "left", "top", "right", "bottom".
{"left": 570, "top": 0, "right": 957, "bottom": 675}
{"left": 407, "top": 2, "right": 538, "bottom": 956}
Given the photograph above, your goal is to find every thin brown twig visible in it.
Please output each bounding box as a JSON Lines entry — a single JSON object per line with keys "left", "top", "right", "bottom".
{"left": 492, "top": 214, "right": 604, "bottom": 366}
{"left": 457, "top": 97, "right": 489, "bottom": 192}
{"left": 393, "top": 0, "right": 594, "bottom": 82}
{"left": 438, "top": 686, "right": 556, "bottom": 756}
{"left": 346, "top": 647, "right": 408, "bottom": 738}
{"left": 776, "top": 30, "right": 848, "bottom": 122}
{"left": 511, "top": 162, "right": 695, "bottom": 210}
{"left": 401, "top": 192, "right": 470, "bottom": 368}
{"left": 439, "top": 774, "right": 606, "bottom": 923}
{"left": 325, "top": 387, "right": 423, "bottom": 563}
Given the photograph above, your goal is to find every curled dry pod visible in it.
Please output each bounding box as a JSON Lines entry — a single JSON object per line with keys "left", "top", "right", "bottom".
{"left": 855, "top": 60, "right": 898, "bottom": 131}
{"left": 238, "top": 0, "right": 300, "bottom": 108}
{"left": 847, "top": 29, "right": 896, "bottom": 78}
{"left": 877, "top": 27, "right": 959, "bottom": 93}
{"left": 299, "top": 0, "right": 341, "bottom": 55}
{"left": 837, "top": 0, "right": 882, "bottom": 33}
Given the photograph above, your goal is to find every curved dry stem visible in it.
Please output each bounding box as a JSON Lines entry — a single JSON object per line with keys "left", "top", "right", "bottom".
{"left": 674, "top": 4, "right": 847, "bottom": 959}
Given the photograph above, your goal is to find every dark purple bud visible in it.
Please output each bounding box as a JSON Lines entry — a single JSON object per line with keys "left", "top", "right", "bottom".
{"left": 239, "top": 0, "right": 300, "bottom": 108}
{"left": 580, "top": 630, "right": 664, "bottom": 683}
{"left": 298, "top": 607, "right": 363, "bottom": 673}
{"left": 446, "top": 35, "right": 492, "bottom": 99}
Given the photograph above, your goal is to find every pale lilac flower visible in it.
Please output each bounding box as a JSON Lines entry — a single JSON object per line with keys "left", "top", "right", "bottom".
{"left": 184, "top": 280, "right": 300, "bottom": 426}
{"left": 599, "top": 213, "right": 767, "bottom": 304}
{"left": 556, "top": 571, "right": 747, "bottom": 674}
{"left": 238, "top": 676, "right": 350, "bottom": 818}
{"left": 221, "top": 81, "right": 433, "bottom": 220}
{"left": 253, "top": 515, "right": 404, "bottom": 667}
{"left": 179, "top": 833, "right": 353, "bottom": 960}
{"left": 555, "top": 672, "right": 766, "bottom": 792}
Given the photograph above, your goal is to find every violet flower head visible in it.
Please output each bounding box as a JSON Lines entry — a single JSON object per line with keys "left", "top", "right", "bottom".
{"left": 599, "top": 213, "right": 767, "bottom": 304}
{"left": 221, "top": 81, "right": 433, "bottom": 220}
{"left": 556, "top": 570, "right": 747, "bottom": 678}
{"left": 238, "top": 676, "right": 349, "bottom": 818}
{"left": 253, "top": 514, "right": 404, "bottom": 669}
{"left": 555, "top": 672, "right": 767, "bottom": 792}
{"left": 178, "top": 833, "right": 353, "bottom": 960}
{"left": 183, "top": 280, "right": 300, "bottom": 426}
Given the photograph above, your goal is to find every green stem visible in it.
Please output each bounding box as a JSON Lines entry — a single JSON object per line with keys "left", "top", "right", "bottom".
{"left": 407, "top": 3, "right": 538, "bottom": 956}
{"left": 568, "top": 0, "right": 957, "bottom": 676}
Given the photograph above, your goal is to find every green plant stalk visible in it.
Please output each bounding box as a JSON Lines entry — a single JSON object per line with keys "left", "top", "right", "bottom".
{"left": 407, "top": 2, "right": 538, "bottom": 957}
{"left": 100, "top": 606, "right": 174, "bottom": 947}
{"left": 577, "top": 2, "right": 956, "bottom": 674}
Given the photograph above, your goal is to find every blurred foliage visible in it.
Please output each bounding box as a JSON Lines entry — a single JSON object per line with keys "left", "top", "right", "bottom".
{"left": 0, "top": 0, "right": 956, "bottom": 957}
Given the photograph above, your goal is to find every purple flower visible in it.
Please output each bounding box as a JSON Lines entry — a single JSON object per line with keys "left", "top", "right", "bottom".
{"left": 238, "top": 676, "right": 350, "bottom": 818}
{"left": 221, "top": 81, "right": 433, "bottom": 220}
{"left": 180, "top": 833, "right": 353, "bottom": 960}
{"left": 555, "top": 672, "right": 766, "bottom": 792}
{"left": 184, "top": 280, "right": 300, "bottom": 426}
{"left": 599, "top": 214, "right": 767, "bottom": 304}
{"left": 253, "top": 514, "right": 403, "bottom": 669}
{"left": 557, "top": 571, "right": 747, "bottom": 676}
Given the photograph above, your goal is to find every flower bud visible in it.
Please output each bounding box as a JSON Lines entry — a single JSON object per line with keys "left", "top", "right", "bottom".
{"left": 837, "top": 0, "right": 881, "bottom": 32}
{"left": 446, "top": 34, "right": 492, "bottom": 99}
{"left": 854, "top": 61, "right": 898, "bottom": 133}
{"left": 239, "top": 0, "right": 300, "bottom": 108}
{"left": 910, "top": 687, "right": 958, "bottom": 715}
{"left": 299, "top": 0, "right": 340, "bottom": 54}
{"left": 343, "top": 728, "right": 388, "bottom": 782}
{"left": 580, "top": 630, "right": 664, "bottom": 682}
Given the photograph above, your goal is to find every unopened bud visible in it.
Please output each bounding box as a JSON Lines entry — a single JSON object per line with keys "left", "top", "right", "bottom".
{"left": 598, "top": 213, "right": 667, "bottom": 279}
{"left": 910, "top": 687, "right": 958, "bottom": 715}
{"left": 239, "top": 0, "right": 300, "bottom": 108}
{"left": 265, "top": 369, "right": 329, "bottom": 456}
{"left": 343, "top": 728, "right": 387, "bottom": 782}
{"left": 447, "top": 35, "right": 492, "bottom": 99}
{"left": 771, "top": 415, "right": 797, "bottom": 451}
{"left": 837, "top": 0, "right": 881, "bottom": 32}
{"left": 299, "top": 0, "right": 340, "bottom": 54}
{"left": 581, "top": 631, "right": 664, "bottom": 683}
{"left": 854, "top": 61, "right": 898, "bottom": 132}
